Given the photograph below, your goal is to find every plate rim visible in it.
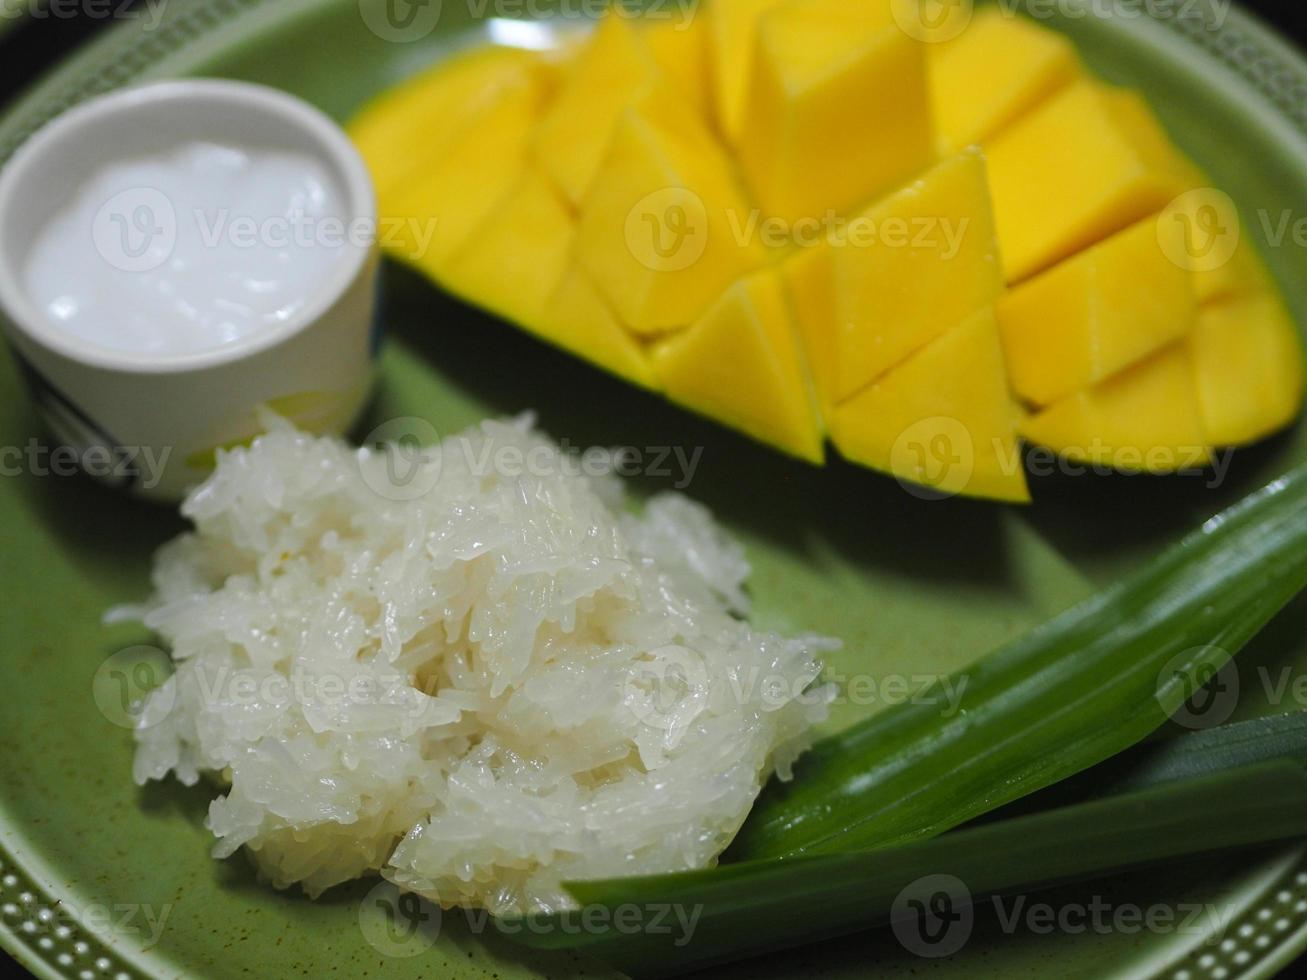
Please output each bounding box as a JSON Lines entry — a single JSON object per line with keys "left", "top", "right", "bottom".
{"left": 1, "top": 2, "right": 1307, "bottom": 979}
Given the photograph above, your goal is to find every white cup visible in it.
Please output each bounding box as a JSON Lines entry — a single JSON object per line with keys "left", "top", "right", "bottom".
{"left": 0, "top": 79, "right": 380, "bottom": 501}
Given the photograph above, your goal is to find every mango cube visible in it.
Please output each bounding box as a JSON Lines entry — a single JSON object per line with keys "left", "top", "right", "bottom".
{"left": 997, "top": 215, "right": 1198, "bottom": 408}
{"left": 577, "top": 96, "right": 765, "bottom": 335}
{"left": 930, "top": 8, "right": 1081, "bottom": 153}
{"left": 987, "top": 81, "right": 1188, "bottom": 282}
{"left": 783, "top": 243, "right": 838, "bottom": 425}
{"left": 654, "top": 268, "right": 824, "bottom": 463}
{"left": 708, "top": 0, "right": 792, "bottom": 142}
{"left": 1021, "top": 345, "right": 1212, "bottom": 472}
{"left": 737, "top": 0, "right": 935, "bottom": 224}
{"left": 538, "top": 266, "right": 660, "bottom": 392}
{"left": 533, "top": 14, "right": 663, "bottom": 206}
{"left": 444, "top": 171, "right": 574, "bottom": 327}
{"left": 380, "top": 71, "right": 549, "bottom": 272}
{"left": 831, "top": 308, "right": 1031, "bottom": 502}
{"left": 640, "top": 6, "right": 713, "bottom": 122}
{"left": 830, "top": 150, "right": 1005, "bottom": 403}
{"left": 1190, "top": 292, "right": 1305, "bottom": 446}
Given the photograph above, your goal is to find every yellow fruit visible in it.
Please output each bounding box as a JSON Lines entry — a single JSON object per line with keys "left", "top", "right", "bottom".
{"left": 349, "top": 46, "right": 549, "bottom": 201}
{"left": 828, "top": 150, "right": 1005, "bottom": 403}
{"left": 1191, "top": 292, "right": 1305, "bottom": 446}
{"left": 929, "top": 8, "right": 1081, "bottom": 153}
{"left": 641, "top": 10, "right": 712, "bottom": 120}
{"left": 737, "top": 0, "right": 935, "bottom": 224}
{"left": 782, "top": 243, "right": 838, "bottom": 425}
{"left": 831, "top": 308, "right": 1031, "bottom": 503}
{"left": 379, "top": 66, "right": 551, "bottom": 271}
{"left": 987, "top": 80, "right": 1188, "bottom": 282}
{"left": 707, "top": 0, "right": 792, "bottom": 143}
{"left": 538, "top": 266, "right": 660, "bottom": 392}
{"left": 1021, "top": 345, "right": 1212, "bottom": 473}
{"left": 655, "top": 268, "right": 824, "bottom": 463}
{"left": 997, "top": 215, "right": 1197, "bottom": 408}
{"left": 533, "top": 14, "right": 663, "bottom": 206}
{"left": 576, "top": 95, "right": 765, "bottom": 335}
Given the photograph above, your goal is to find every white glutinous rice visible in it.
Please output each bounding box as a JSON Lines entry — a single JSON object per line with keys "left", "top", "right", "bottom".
{"left": 126, "top": 416, "right": 836, "bottom": 914}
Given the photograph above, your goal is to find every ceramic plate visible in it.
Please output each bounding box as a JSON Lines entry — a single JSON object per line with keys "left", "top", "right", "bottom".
{"left": 3, "top": 1, "right": 1307, "bottom": 978}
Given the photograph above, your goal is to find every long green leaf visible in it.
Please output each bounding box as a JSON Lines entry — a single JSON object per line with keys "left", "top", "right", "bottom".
{"left": 730, "top": 468, "right": 1307, "bottom": 859}
{"left": 505, "top": 762, "right": 1307, "bottom": 978}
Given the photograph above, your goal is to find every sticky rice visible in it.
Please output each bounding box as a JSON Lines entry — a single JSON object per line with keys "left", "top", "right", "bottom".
{"left": 127, "top": 416, "right": 834, "bottom": 914}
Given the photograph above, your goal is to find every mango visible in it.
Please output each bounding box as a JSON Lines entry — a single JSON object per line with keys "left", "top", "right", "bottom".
{"left": 828, "top": 150, "right": 1004, "bottom": 403}
{"left": 642, "top": 7, "right": 712, "bottom": 121}
{"left": 532, "top": 14, "right": 664, "bottom": 207}
{"left": 655, "top": 267, "right": 823, "bottom": 462}
{"left": 1191, "top": 292, "right": 1304, "bottom": 447}
{"left": 539, "top": 266, "right": 660, "bottom": 392}
{"left": 997, "top": 215, "right": 1197, "bottom": 408}
{"left": 929, "top": 8, "right": 1081, "bottom": 153}
{"left": 707, "top": 0, "right": 792, "bottom": 142}
{"left": 831, "top": 308, "right": 1031, "bottom": 503}
{"left": 1021, "top": 345, "right": 1212, "bottom": 473}
{"left": 782, "top": 243, "right": 838, "bottom": 424}
{"left": 349, "top": 46, "right": 550, "bottom": 201}
{"left": 986, "top": 80, "right": 1188, "bottom": 282}
{"left": 378, "top": 65, "right": 551, "bottom": 272}
{"left": 737, "top": 0, "right": 935, "bottom": 224}
{"left": 576, "top": 94, "right": 765, "bottom": 335}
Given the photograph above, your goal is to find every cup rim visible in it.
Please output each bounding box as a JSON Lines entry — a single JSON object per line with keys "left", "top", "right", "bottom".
{"left": 0, "top": 78, "right": 378, "bottom": 376}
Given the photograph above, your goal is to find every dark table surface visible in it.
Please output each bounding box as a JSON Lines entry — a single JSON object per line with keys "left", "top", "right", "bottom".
{"left": 0, "top": 1, "right": 1303, "bottom": 979}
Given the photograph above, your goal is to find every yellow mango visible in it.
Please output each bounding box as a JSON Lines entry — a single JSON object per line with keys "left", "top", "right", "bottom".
{"left": 654, "top": 268, "right": 824, "bottom": 463}
{"left": 533, "top": 14, "right": 663, "bottom": 207}
{"left": 1021, "top": 345, "right": 1212, "bottom": 472}
{"left": 782, "top": 243, "right": 838, "bottom": 425}
{"left": 443, "top": 171, "right": 574, "bottom": 327}
{"left": 828, "top": 150, "right": 1005, "bottom": 403}
{"left": 381, "top": 69, "right": 551, "bottom": 272}
{"left": 929, "top": 8, "right": 1081, "bottom": 153}
{"left": 707, "top": 0, "right": 791, "bottom": 142}
{"left": 831, "top": 308, "right": 1031, "bottom": 503}
{"left": 641, "top": 11, "right": 712, "bottom": 121}
{"left": 537, "top": 265, "right": 660, "bottom": 392}
{"left": 349, "top": 46, "right": 550, "bottom": 201}
{"left": 576, "top": 95, "right": 766, "bottom": 335}
{"left": 997, "top": 215, "right": 1197, "bottom": 408}
{"left": 737, "top": 0, "right": 936, "bottom": 225}
{"left": 986, "top": 80, "right": 1188, "bottom": 282}
{"left": 1190, "top": 292, "right": 1305, "bottom": 447}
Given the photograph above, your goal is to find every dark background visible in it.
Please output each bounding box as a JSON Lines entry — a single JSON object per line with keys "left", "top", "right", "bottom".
{"left": 0, "top": 1, "right": 1302, "bottom": 979}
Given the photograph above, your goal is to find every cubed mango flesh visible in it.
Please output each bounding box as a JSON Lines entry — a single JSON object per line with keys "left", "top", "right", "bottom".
{"left": 538, "top": 265, "right": 660, "bottom": 392}
{"left": 737, "top": 0, "right": 935, "bottom": 224}
{"left": 827, "top": 150, "right": 1005, "bottom": 403}
{"left": 641, "top": 11, "right": 712, "bottom": 121}
{"left": 576, "top": 95, "right": 765, "bottom": 335}
{"left": 532, "top": 14, "right": 664, "bottom": 207}
{"left": 707, "top": 0, "right": 792, "bottom": 143}
{"left": 1191, "top": 292, "right": 1304, "bottom": 447}
{"left": 929, "top": 8, "right": 1081, "bottom": 153}
{"left": 1020, "top": 345, "right": 1212, "bottom": 473}
{"left": 654, "top": 268, "right": 824, "bottom": 463}
{"left": 987, "top": 81, "right": 1188, "bottom": 282}
{"left": 831, "top": 308, "right": 1031, "bottom": 503}
{"left": 997, "top": 215, "right": 1197, "bottom": 408}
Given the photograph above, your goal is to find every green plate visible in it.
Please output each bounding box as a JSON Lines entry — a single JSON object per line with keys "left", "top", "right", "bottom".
{"left": 3, "top": 1, "right": 1307, "bottom": 978}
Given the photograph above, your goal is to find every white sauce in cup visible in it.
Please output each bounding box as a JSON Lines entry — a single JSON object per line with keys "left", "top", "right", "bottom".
{"left": 24, "top": 141, "right": 350, "bottom": 356}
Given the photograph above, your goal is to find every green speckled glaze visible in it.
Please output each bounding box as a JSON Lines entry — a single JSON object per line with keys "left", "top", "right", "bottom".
{"left": 2, "top": 1, "right": 1307, "bottom": 978}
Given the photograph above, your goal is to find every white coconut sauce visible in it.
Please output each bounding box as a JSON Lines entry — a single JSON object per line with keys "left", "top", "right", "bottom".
{"left": 24, "top": 141, "right": 348, "bottom": 356}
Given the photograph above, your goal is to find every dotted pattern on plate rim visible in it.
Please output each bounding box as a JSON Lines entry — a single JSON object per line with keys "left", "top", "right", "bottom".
{"left": 0, "top": 1, "right": 1306, "bottom": 979}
